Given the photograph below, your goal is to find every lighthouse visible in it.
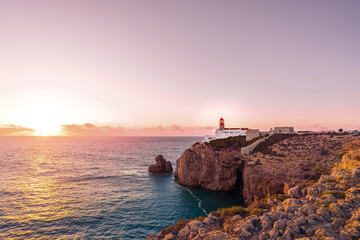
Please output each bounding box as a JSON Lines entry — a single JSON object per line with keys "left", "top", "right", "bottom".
{"left": 219, "top": 117, "right": 225, "bottom": 130}
{"left": 214, "top": 117, "right": 249, "bottom": 140}
{"left": 203, "top": 117, "right": 251, "bottom": 142}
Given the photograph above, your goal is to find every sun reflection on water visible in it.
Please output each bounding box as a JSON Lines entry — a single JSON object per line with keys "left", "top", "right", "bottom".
{"left": 0, "top": 143, "right": 81, "bottom": 239}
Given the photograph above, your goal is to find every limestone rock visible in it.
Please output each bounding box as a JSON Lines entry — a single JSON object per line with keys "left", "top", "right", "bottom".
{"left": 269, "top": 228, "right": 279, "bottom": 238}
{"left": 273, "top": 219, "right": 286, "bottom": 231}
{"left": 148, "top": 155, "right": 173, "bottom": 174}
{"left": 174, "top": 144, "right": 242, "bottom": 191}
{"left": 177, "top": 225, "right": 190, "bottom": 239}
{"left": 289, "top": 186, "right": 303, "bottom": 198}
{"left": 164, "top": 161, "right": 173, "bottom": 173}
{"left": 187, "top": 220, "right": 203, "bottom": 232}
{"left": 163, "top": 233, "right": 177, "bottom": 240}
{"left": 203, "top": 230, "right": 230, "bottom": 240}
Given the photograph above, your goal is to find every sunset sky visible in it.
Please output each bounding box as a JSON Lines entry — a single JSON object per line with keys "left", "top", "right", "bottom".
{"left": 1, "top": 1, "right": 359, "bottom": 136}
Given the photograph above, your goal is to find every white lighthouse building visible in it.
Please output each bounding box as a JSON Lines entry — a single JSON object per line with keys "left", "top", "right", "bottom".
{"left": 215, "top": 117, "right": 248, "bottom": 139}
{"left": 203, "top": 117, "right": 295, "bottom": 143}
{"left": 204, "top": 117, "right": 249, "bottom": 142}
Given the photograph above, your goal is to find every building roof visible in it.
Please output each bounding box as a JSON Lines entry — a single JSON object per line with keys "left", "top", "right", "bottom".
{"left": 223, "top": 128, "right": 249, "bottom": 130}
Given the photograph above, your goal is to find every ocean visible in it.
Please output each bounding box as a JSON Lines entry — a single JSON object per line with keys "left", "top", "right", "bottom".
{"left": 0, "top": 137, "right": 242, "bottom": 239}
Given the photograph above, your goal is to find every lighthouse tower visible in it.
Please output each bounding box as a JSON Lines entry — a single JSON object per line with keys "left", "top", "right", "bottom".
{"left": 219, "top": 117, "right": 225, "bottom": 130}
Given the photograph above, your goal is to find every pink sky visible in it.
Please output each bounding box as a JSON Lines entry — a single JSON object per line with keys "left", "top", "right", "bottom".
{"left": 0, "top": 1, "right": 359, "bottom": 136}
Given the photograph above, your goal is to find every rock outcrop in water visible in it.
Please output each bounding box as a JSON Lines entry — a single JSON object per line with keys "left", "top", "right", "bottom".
{"left": 148, "top": 155, "right": 173, "bottom": 174}
{"left": 146, "top": 140, "right": 360, "bottom": 239}
{"left": 175, "top": 134, "right": 359, "bottom": 205}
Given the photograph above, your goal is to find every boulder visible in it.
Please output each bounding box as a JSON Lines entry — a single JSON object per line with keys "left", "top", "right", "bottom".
{"left": 288, "top": 186, "right": 303, "bottom": 199}
{"left": 148, "top": 155, "right": 173, "bottom": 174}
{"left": 178, "top": 225, "right": 190, "bottom": 239}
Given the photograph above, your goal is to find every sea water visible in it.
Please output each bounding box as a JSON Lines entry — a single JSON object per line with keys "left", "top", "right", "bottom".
{"left": 0, "top": 137, "right": 242, "bottom": 239}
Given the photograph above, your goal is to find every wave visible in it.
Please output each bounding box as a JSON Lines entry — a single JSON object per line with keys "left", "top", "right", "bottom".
{"left": 61, "top": 175, "right": 120, "bottom": 183}
{"left": 186, "top": 189, "right": 208, "bottom": 215}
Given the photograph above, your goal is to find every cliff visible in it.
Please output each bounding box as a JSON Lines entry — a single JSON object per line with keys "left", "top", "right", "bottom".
{"left": 146, "top": 139, "right": 360, "bottom": 239}
{"left": 174, "top": 143, "right": 243, "bottom": 191}
{"left": 174, "top": 136, "right": 258, "bottom": 192}
{"left": 175, "top": 133, "right": 359, "bottom": 205}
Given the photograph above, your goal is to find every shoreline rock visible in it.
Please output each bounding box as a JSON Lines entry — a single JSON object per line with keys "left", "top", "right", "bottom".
{"left": 148, "top": 155, "right": 173, "bottom": 174}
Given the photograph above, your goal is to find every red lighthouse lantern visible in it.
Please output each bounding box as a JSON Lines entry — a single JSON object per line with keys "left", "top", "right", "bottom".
{"left": 219, "top": 117, "right": 225, "bottom": 130}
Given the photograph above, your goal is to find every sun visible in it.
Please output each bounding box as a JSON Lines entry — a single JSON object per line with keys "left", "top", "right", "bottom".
{"left": 4, "top": 88, "right": 109, "bottom": 136}
{"left": 33, "top": 123, "right": 61, "bottom": 136}
{"left": 11, "top": 98, "right": 65, "bottom": 136}
{"left": 17, "top": 108, "right": 62, "bottom": 136}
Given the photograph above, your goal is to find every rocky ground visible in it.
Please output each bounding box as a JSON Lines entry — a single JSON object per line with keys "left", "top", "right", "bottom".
{"left": 242, "top": 133, "right": 358, "bottom": 205}
{"left": 146, "top": 140, "right": 360, "bottom": 239}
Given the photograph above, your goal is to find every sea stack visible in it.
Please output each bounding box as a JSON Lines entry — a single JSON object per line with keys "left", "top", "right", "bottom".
{"left": 148, "top": 155, "right": 173, "bottom": 174}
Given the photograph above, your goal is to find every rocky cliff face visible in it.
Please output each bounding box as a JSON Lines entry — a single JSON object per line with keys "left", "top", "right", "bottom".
{"left": 174, "top": 143, "right": 243, "bottom": 191}
{"left": 175, "top": 134, "right": 360, "bottom": 205}
{"left": 146, "top": 140, "right": 360, "bottom": 240}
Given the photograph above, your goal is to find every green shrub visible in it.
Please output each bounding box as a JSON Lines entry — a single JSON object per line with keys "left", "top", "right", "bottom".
{"left": 249, "top": 208, "right": 266, "bottom": 216}
{"left": 217, "top": 206, "right": 249, "bottom": 217}
{"left": 194, "top": 216, "right": 205, "bottom": 222}
{"left": 161, "top": 219, "right": 190, "bottom": 235}
{"left": 317, "top": 234, "right": 324, "bottom": 240}
{"left": 260, "top": 194, "right": 289, "bottom": 203}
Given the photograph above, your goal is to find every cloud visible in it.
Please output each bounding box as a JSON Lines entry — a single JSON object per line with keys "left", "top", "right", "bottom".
{"left": 60, "top": 123, "right": 122, "bottom": 136}
{"left": 0, "top": 124, "right": 35, "bottom": 136}
{"left": 0, "top": 123, "right": 215, "bottom": 136}
{"left": 60, "top": 123, "right": 215, "bottom": 136}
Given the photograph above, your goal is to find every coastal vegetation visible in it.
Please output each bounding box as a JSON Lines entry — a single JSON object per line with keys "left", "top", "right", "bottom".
{"left": 162, "top": 219, "right": 190, "bottom": 236}
{"left": 216, "top": 206, "right": 249, "bottom": 218}
{"left": 321, "top": 190, "right": 346, "bottom": 199}
{"left": 259, "top": 194, "right": 289, "bottom": 203}
{"left": 252, "top": 133, "right": 297, "bottom": 154}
